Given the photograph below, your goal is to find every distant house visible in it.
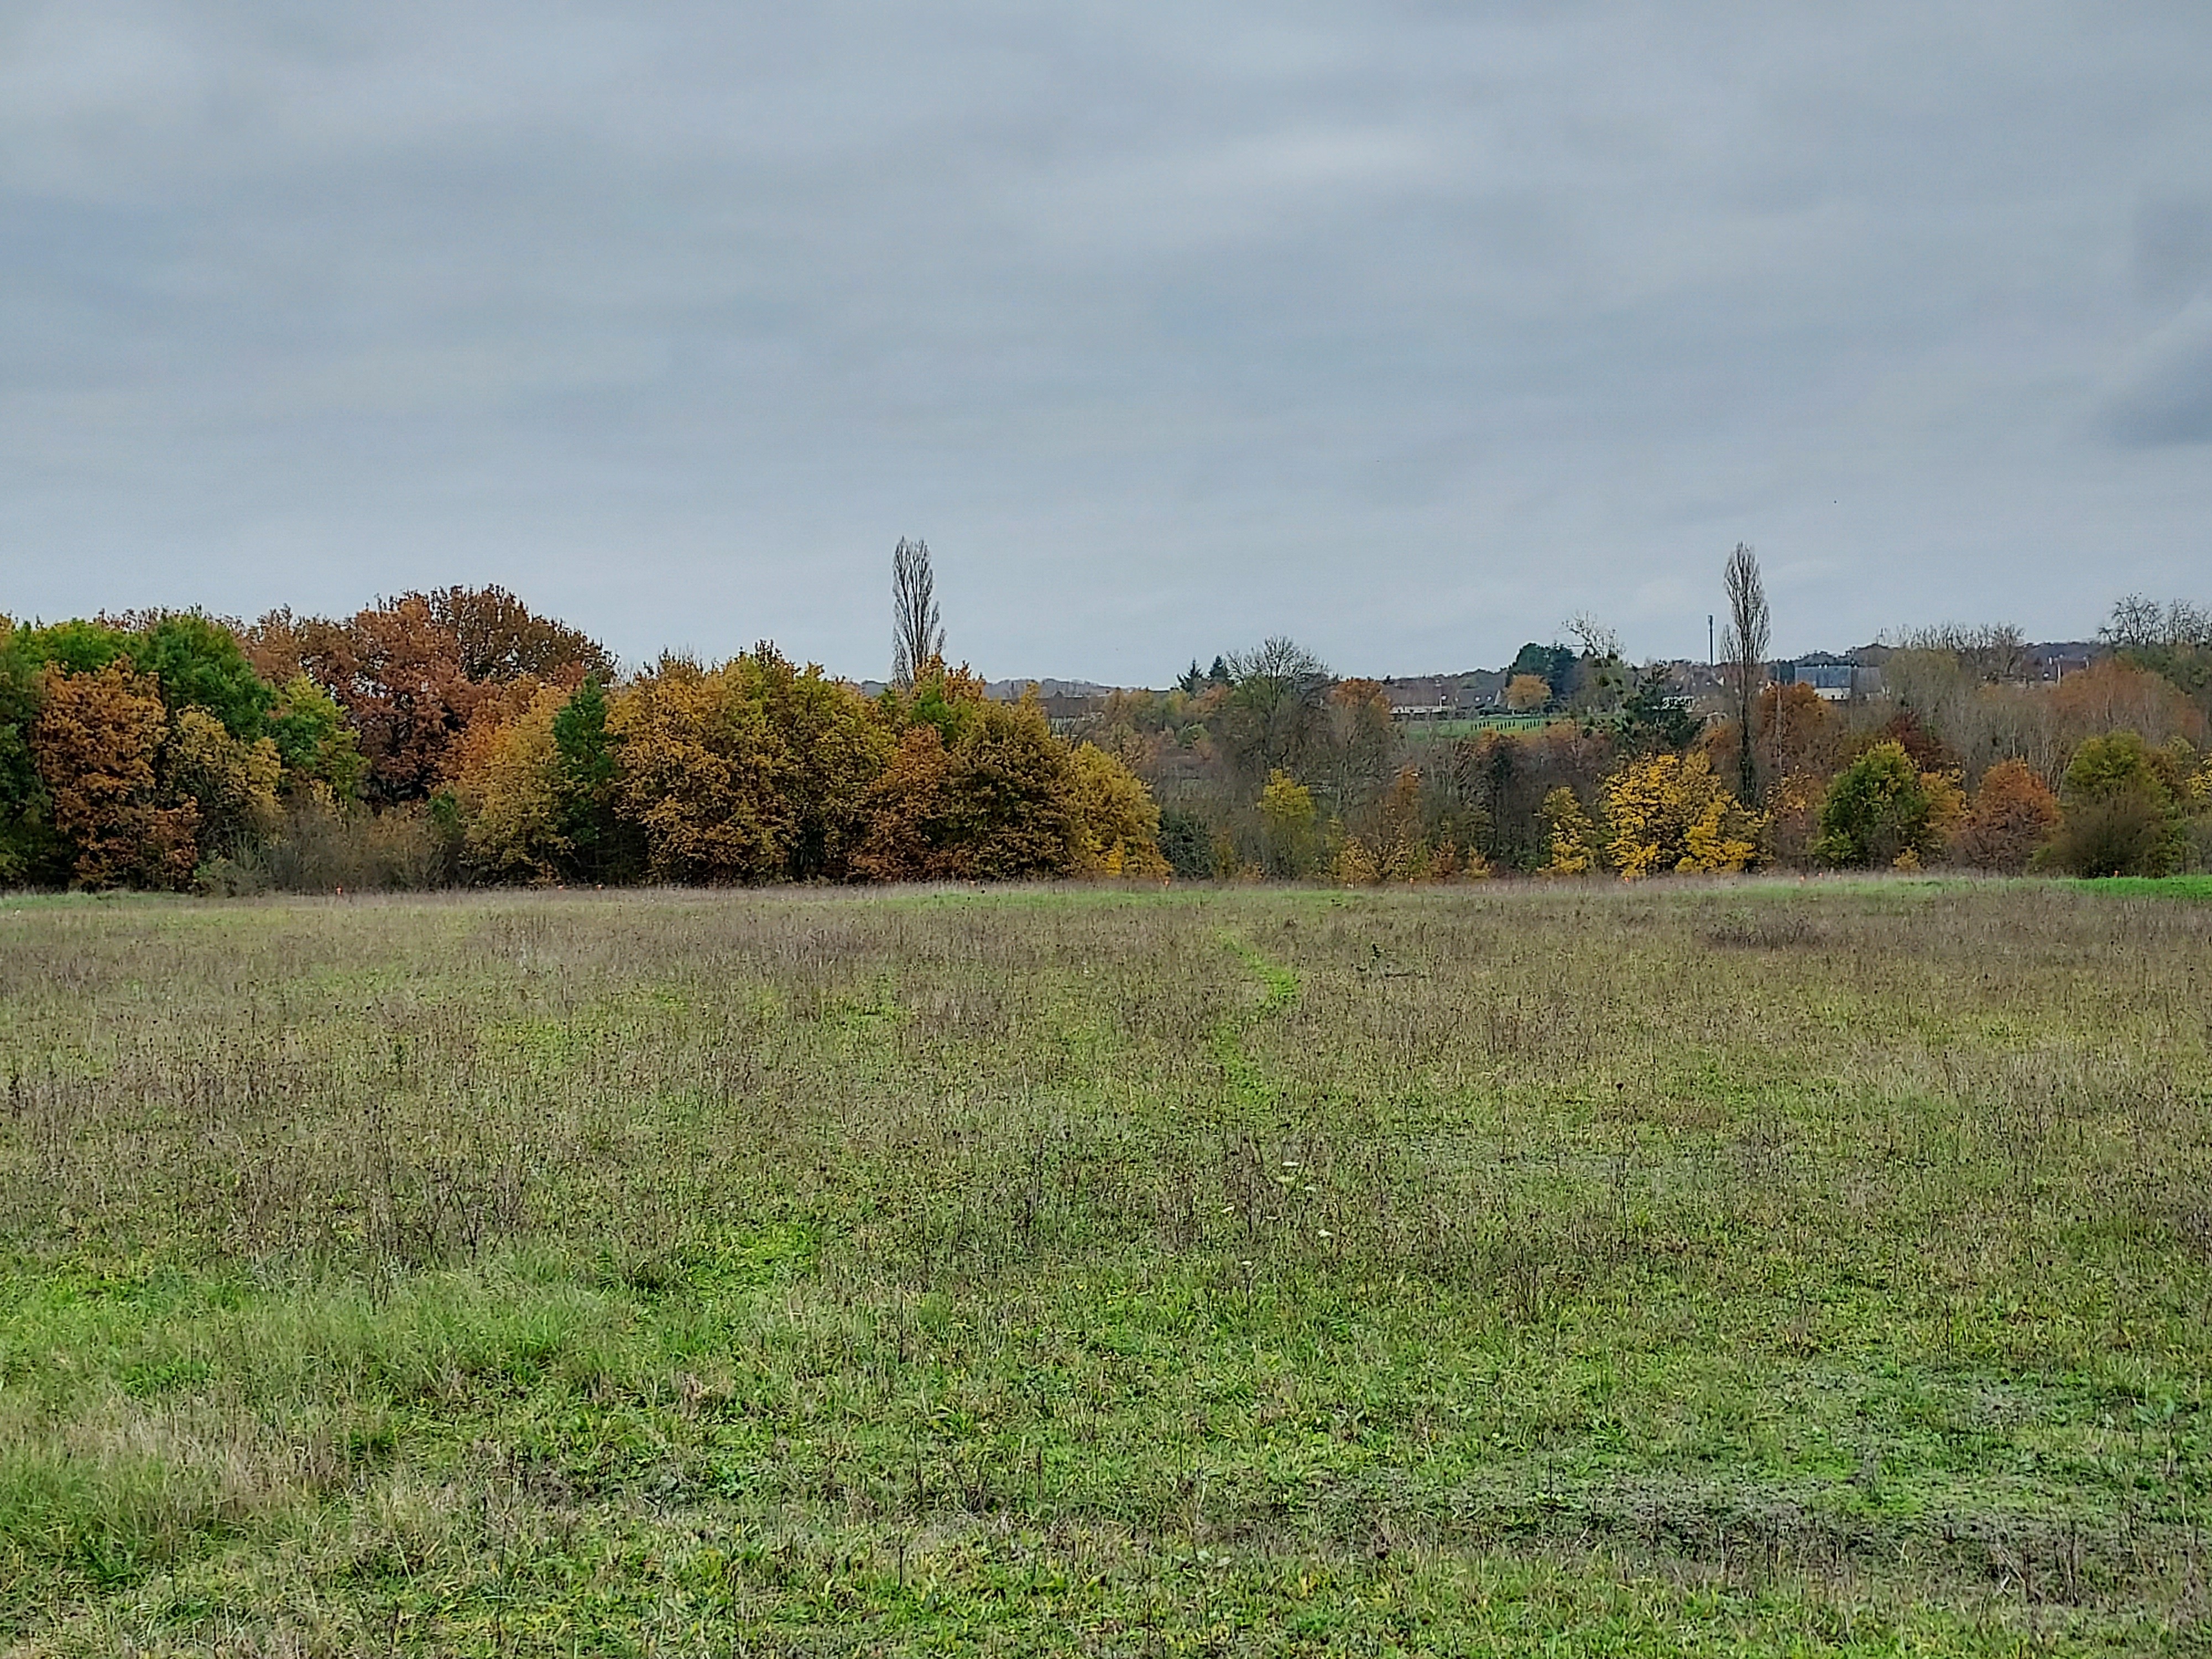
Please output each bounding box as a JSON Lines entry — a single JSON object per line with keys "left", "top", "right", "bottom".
{"left": 1772, "top": 653, "right": 1878, "bottom": 702}
{"left": 1378, "top": 674, "right": 1498, "bottom": 720}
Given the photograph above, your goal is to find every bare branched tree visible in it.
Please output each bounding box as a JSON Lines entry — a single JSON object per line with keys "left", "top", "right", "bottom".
{"left": 1222, "top": 637, "right": 1331, "bottom": 781}
{"left": 1564, "top": 613, "right": 1621, "bottom": 664}
{"left": 1890, "top": 622, "right": 2029, "bottom": 684}
{"left": 1565, "top": 613, "right": 1627, "bottom": 714}
{"left": 1719, "top": 543, "right": 1770, "bottom": 801}
{"left": 890, "top": 537, "right": 943, "bottom": 688}
{"left": 2103, "top": 594, "right": 2212, "bottom": 652}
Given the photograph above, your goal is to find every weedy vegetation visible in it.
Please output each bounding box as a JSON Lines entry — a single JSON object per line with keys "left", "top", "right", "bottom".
{"left": 1, "top": 879, "right": 2209, "bottom": 1653}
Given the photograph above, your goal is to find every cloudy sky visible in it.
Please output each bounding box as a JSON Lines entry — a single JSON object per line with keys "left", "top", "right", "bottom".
{"left": 4, "top": 3, "right": 2209, "bottom": 681}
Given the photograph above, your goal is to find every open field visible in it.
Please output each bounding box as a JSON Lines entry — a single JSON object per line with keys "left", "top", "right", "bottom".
{"left": 3, "top": 880, "right": 2211, "bottom": 1655}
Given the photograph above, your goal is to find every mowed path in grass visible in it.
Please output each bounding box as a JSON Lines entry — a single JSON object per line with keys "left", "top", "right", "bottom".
{"left": 1, "top": 880, "right": 2209, "bottom": 1654}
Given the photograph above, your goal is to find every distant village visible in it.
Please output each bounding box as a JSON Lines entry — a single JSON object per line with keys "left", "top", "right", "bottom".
{"left": 959, "top": 640, "right": 2107, "bottom": 729}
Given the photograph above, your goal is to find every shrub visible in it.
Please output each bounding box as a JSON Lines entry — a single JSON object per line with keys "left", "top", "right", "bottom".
{"left": 1952, "top": 759, "right": 2059, "bottom": 873}
{"left": 1332, "top": 838, "right": 1381, "bottom": 886}
{"left": 1156, "top": 808, "right": 1215, "bottom": 881}
{"left": 2040, "top": 790, "right": 2180, "bottom": 878}
{"left": 2038, "top": 732, "right": 2185, "bottom": 877}
{"left": 211, "top": 799, "right": 456, "bottom": 893}
{"left": 1815, "top": 742, "right": 1959, "bottom": 868}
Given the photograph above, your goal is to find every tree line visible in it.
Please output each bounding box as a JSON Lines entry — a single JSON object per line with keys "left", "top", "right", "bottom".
{"left": 0, "top": 562, "right": 1165, "bottom": 891}
{"left": 3, "top": 544, "right": 2208, "bottom": 890}
{"left": 1087, "top": 553, "right": 2212, "bottom": 883}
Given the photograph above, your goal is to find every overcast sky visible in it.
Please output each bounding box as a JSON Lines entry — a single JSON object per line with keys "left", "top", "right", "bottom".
{"left": 4, "top": 3, "right": 2209, "bottom": 681}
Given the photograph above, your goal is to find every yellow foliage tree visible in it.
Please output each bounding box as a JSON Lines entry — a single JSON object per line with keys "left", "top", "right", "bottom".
{"left": 1066, "top": 742, "right": 1170, "bottom": 878}
{"left": 1332, "top": 838, "right": 1381, "bottom": 886}
{"left": 1257, "top": 769, "right": 1318, "bottom": 878}
{"left": 453, "top": 684, "right": 568, "bottom": 883}
{"left": 1540, "top": 786, "right": 1598, "bottom": 875}
{"left": 1601, "top": 751, "right": 1762, "bottom": 878}
{"left": 165, "top": 707, "right": 281, "bottom": 857}
{"left": 609, "top": 656, "right": 787, "bottom": 884}
{"left": 1763, "top": 771, "right": 1828, "bottom": 868}
{"left": 1504, "top": 673, "right": 1551, "bottom": 712}
{"left": 31, "top": 661, "right": 200, "bottom": 890}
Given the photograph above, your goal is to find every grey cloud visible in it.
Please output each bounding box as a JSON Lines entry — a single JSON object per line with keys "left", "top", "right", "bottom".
{"left": 2104, "top": 297, "right": 2212, "bottom": 446}
{"left": 5, "top": 3, "right": 2212, "bottom": 678}
{"left": 2135, "top": 196, "right": 2212, "bottom": 309}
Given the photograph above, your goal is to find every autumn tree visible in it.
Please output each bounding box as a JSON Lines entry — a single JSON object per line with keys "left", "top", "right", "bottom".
{"left": 858, "top": 674, "right": 1083, "bottom": 881}
{"left": 1539, "top": 786, "right": 1599, "bottom": 876}
{"left": 738, "top": 648, "right": 893, "bottom": 881}
{"left": 31, "top": 661, "right": 200, "bottom": 889}
{"left": 419, "top": 585, "right": 613, "bottom": 686}
{"left": 612, "top": 648, "right": 890, "bottom": 884}
{"left": 2038, "top": 731, "right": 2187, "bottom": 877}
{"left": 317, "top": 597, "right": 486, "bottom": 805}
{"left": 1601, "top": 751, "right": 1760, "bottom": 878}
{"left": 1503, "top": 674, "right": 1551, "bottom": 713}
{"left": 932, "top": 692, "right": 1081, "bottom": 878}
{"left": 1757, "top": 682, "right": 1846, "bottom": 785}
{"left": 1317, "top": 678, "right": 1396, "bottom": 813}
{"left": 1066, "top": 743, "right": 1170, "bottom": 878}
{"left": 1256, "top": 769, "right": 1318, "bottom": 879}
{"left": 1815, "top": 741, "right": 1960, "bottom": 869}
{"left": 609, "top": 655, "right": 791, "bottom": 884}
{"left": 854, "top": 725, "right": 962, "bottom": 880}
{"left": 2049, "top": 659, "right": 2206, "bottom": 752}
{"left": 452, "top": 684, "right": 570, "bottom": 883}
{"left": 165, "top": 707, "right": 281, "bottom": 858}
{"left": 1762, "top": 772, "right": 1829, "bottom": 869}
{"left": 1366, "top": 765, "right": 1430, "bottom": 879}
{"left": 1952, "top": 759, "right": 2059, "bottom": 873}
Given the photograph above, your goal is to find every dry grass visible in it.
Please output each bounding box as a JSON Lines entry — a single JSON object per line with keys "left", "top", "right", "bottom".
{"left": 1, "top": 877, "right": 2209, "bottom": 1653}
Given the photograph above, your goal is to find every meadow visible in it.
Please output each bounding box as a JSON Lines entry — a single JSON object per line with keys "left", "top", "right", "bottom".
{"left": 1, "top": 879, "right": 2209, "bottom": 1655}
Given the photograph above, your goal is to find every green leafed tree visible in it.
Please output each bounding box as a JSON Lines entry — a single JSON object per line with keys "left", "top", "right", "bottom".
{"left": 268, "top": 676, "right": 369, "bottom": 802}
{"left": 133, "top": 612, "right": 275, "bottom": 740}
{"left": 15, "top": 619, "right": 135, "bottom": 676}
{"left": 2037, "top": 731, "right": 2188, "bottom": 877}
{"left": 0, "top": 621, "right": 57, "bottom": 883}
{"left": 1815, "top": 741, "right": 1958, "bottom": 868}
{"left": 551, "top": 676, "right": 640, "bottom": 883}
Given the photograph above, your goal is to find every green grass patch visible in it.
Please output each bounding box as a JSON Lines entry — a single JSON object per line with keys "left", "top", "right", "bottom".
{"left": 2068, "top": 873, "right": 2212, "bottom": 900}
{"left": 2, "top": 882, "right": 2209, "bottom": 1651}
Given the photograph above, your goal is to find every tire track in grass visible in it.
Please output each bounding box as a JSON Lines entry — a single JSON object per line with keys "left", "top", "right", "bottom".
{"left": 1210, "top": 935, "right": 1300, "bottom": 1110}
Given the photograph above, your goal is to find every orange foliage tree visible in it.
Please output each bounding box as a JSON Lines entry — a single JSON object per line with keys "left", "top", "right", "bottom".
{"left": 1952, "top": 759, "right": 2059, "bottom": 872}
{"left": 856, "top": 673, "right": 1110, "bottom": 881}
{"left": 30, "top": 661, "right": 200, "bottom": 889}
{"left": 609, "top": 648, "right": 887, "bottom": 884}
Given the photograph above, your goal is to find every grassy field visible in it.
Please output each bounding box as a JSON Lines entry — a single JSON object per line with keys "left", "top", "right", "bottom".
{"left": 2, "top": 879, "right": 2209, "bottom": 1655}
